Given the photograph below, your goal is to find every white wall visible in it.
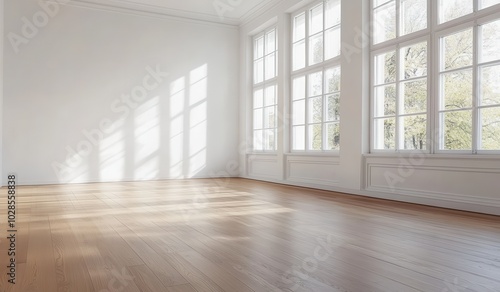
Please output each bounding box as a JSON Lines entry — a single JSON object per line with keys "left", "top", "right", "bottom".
{"left": 239, "top": 0, "right": 500, "bottom": 216}
{"left": 3, "top": 0, "right": 240, "bottom": 185}
{"left": 0, "top": 0, "right": 3, "bottom": 186}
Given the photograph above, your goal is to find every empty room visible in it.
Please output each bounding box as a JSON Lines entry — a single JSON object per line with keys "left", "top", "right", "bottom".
{"left": 1, "top": 0, "right": 500, "bottom": 291}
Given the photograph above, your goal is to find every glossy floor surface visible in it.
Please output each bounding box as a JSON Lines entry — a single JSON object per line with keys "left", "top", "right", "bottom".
{"left": 0, "top": 178, "right": 499, "bottom": 291}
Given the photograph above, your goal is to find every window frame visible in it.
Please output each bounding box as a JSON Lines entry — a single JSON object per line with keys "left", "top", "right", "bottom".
{"left": 252, "top": 26, "right": 279, "bottom": 153}
{"left": 290, "top": 0, "right": 342, "bottom": 153}
{"left": 370, "top": 35, "right": 431, "bottom": 153}
{"left": 370, "top": 0, "right": 500, "bottom": 154}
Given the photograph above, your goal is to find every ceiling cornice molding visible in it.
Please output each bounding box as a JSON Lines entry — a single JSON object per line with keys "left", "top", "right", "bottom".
{"left": 52, "top": 0, "right": 285, "bottom": 28}
{"left": 239, "top": 0, "right": 285, "bottom": 26}
{"left": 62, "top": 0, "right": 241, "bottom": 27}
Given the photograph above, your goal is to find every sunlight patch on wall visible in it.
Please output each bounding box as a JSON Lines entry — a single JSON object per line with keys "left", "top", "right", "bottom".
{"left": 188, "top": 64, "right": 208, "bottom": 177}
{"left": 134, "top": 96, "right": 160, "bottom": 180}
{"left": 170, "top": 77, "right": 186, "bottom": 178}
{"left": 99, "top": 129, "right": 124, "bottom": 181}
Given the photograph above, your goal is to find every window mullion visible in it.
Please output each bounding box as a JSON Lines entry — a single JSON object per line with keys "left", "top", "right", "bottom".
{"left": 305, "top": 74, "right": 310, "bottom": 151}
{"left": 323, "top": 92, "right": 327, "bottom": 150}
{"left": 305, "top": 8, "right": 310, "bottom": 69}
{"left": 323, "top": 2, "right": 326, "bottom": 63}
{"left": 396, "top": 0, "right": 401, "bottom": 39}
{"left": 395, "top": 45, "right": 401, "bottom": 151}
{"left": 472, "top": 23, "right": 479, "bottom": 153}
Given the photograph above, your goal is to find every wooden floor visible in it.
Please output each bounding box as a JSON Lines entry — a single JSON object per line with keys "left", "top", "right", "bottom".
{"left": 0, "top": 178, "right": 499, "bottom": 292}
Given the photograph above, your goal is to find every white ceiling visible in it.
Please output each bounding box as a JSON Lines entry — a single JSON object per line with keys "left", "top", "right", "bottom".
{"left": 70, "top": 0, "right": 279, "bottom": 25}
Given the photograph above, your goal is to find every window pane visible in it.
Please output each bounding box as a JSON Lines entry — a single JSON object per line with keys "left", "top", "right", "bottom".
{"left": 310, "top": 4, "right": 324, "bottom": 35}
{"left": 309, "top": 96, "right": 323, "bottom": 123}
{"left": 254, "top": 59, "right": 264, "bottom": 84}
{"left": 264, "top": 106, "right": 276, "bottom": 129}
{"left": 254, "top": 36, "right": 264, "bottom": 60}
{"left": 374, "top": 118, "right": 396, "bottom": 149}
{"left": 327, "top": 123, "right": 340, "bottom": 150}
{"left": 480, "top": 107, "right": 500, "bottom": 150}
{"left": 253, "top": 109, "right": 263, "bottom": 129}
{"left": 402, "top": 41, "right": 427, "bottom": 79}
{"left": 254, "top": 130, "right": 263, "bottom": 150}
{"left": 441, "top": 110, "right": 472, "bottom": 150}
{"left": 293, "top": 126, "right": 305, "bottom": 150}
{"left": 401, "top": 115, "right": 427, "bottom": 150}
{"left": 308, "top": 71, "right": 323, "bottom": 97}
{"left": 325, "top": 66, "right": 341, "bottom": 93}
{"left": 264, "top": 130, "right": 276, "bottom": 150}
{"left": 265, "top": 53, "right": 276, "bottom": 80}
{"left": 375, "top": 51, "right": 396, "bottom": 85}
{"left": 308, "top": 124, "right": 323, "bottom": 150}
{"left": 265, "top": 85, "right": 276, "bottom": 106}
{"left": 402, "top": 78, "right": 427, "bottom": 114}
{"left": 325, "top": 27, "right": 341, "bottom": 60}
{"left": 293, "top": 40, "right": 306, "bottom": 71}
{"left": 401, "top": 0, "right": 427, "bottom": 36}
{"left": 266, "top": 30, "right": 276, "bottom": 54}
{"left": 374, "top": 84, "right": 396, "bottom": 117}
{"left": 480, "top": 19, "right": 500, "bottom": 63}
{"left": 442, "top": 28, "right": 473, "bottom": 71}
{"left": 294, "top": 13, "right": 306, "bottom": 42}
{"left": 439, "top": 0, "right": 473, "bottom": 24}
{"left": 309, "top": 33, "right": 324, "bottom": 65}
{"left": 254, "top": 88, "right": 263, "bottom": 108}
{"left": 480, "top": 0, "right": 500, "bottom": 8}
{"left": 480, "top": 64, "right": 500, "bottom": 106}
{"left": 325, "top": 0, "right": 341, "bottom": 28}
{"left": 293, "top": 100, "right": 306, "bottom": 125}
{"left": 373, "top": 1, "right": 396, "bottom": 44}
{"left": 441, "top": 69, "right": 473, "bottom": 110}
{"left": 293, "top": 76, "right": 306, "bottom": 100}
{"left": 327, "top": 94, "right": 341, "bottom": 122}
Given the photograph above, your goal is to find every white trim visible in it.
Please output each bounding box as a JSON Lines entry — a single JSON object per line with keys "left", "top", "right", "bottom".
{"left": 290, "top": 0, "right": 342, "bottom": 153}
{"left": 371, "top": 0, "right": 500, "bottom": 155}
{"left": 252, "top": 26, "right": 279, "bottom": 152}
{"left": 58, "top": 0, "right": 239, "bottom": 27}
{"left": 63, "top": 0, "right": 286, "bottom": 27}
{"left": 241, "top": 173, "right": 500, "bottom": 216}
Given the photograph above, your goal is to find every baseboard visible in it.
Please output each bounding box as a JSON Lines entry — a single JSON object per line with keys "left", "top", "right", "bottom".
{"left": 242, "top": 175, "right": 500, "bottom": 216}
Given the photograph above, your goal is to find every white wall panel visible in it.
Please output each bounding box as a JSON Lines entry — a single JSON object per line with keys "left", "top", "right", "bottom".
{"left": 247, "top": 154, "right": 280, "bottom": 179}
{"left": 3, "top": 0, "right": 239, "bottom": 185}
{"left": 286, "top": 155, "right": 340, "bottom": 186}
{"left": 365, "top": 155, "right": 500, "bottom": 211}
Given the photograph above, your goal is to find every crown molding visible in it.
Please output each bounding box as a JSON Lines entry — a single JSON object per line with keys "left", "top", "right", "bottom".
{"left": 64, "top": 0, "right": 241, "bottom": 26}
{"left": 53, "top": 0, "right": 286, "bottom": 28}
{"left": 239, "top": 0, "right": 284, "bottom": 25}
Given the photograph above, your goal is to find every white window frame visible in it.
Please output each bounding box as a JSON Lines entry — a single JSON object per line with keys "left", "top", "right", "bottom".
{"left": 371, "top": 35, "right": 431, "bottom": 153}
{"left": 252, "top": 27, "right": 278, "bottom": 152}
{"left": 370, "top": 0, "right": 500, "bottom": 154}
{"left": 290, "top": 0, "right": 342, "bottom": 153}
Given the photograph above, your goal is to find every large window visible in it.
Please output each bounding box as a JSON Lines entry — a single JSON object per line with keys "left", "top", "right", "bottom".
{"left": 438, "top": 19, "right": 500, "bottom": 152}
{"left": 253, "top": 28, "right": 278, "bottom": 151}
{"left": 291, "top": 0, "right": 341, "bottom": 151}
{"left": 371, "top": 0, "right": 500, "bottom": 153}
{"left": 373, "top": 0, "right": 427, "bottom": 45}
{"left": 373, "top": 40, "right": 428, "bottom": 150}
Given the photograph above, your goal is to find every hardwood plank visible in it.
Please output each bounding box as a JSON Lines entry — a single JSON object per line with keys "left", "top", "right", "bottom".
{"left": 165, "top": 283, "right": 198, "bottom": 292}
{"left": 0, "top": 179, "right": 499, "bottom": 292}
{"left": 128, "top": 264, "right": 168, "bottom": 292}
{"left": 50, "top": 217, "right": 94, "bottom": 292}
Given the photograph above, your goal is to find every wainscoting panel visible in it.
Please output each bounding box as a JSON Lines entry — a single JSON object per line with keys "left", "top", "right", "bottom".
{"left": 365, "top": 155, "right": 500, "bottom": 208}
{"left": 286, "top": 155, "right": 340, "bottom": 187}
{"left": 247, "top": 154, "right": 280, "bottom": 179}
